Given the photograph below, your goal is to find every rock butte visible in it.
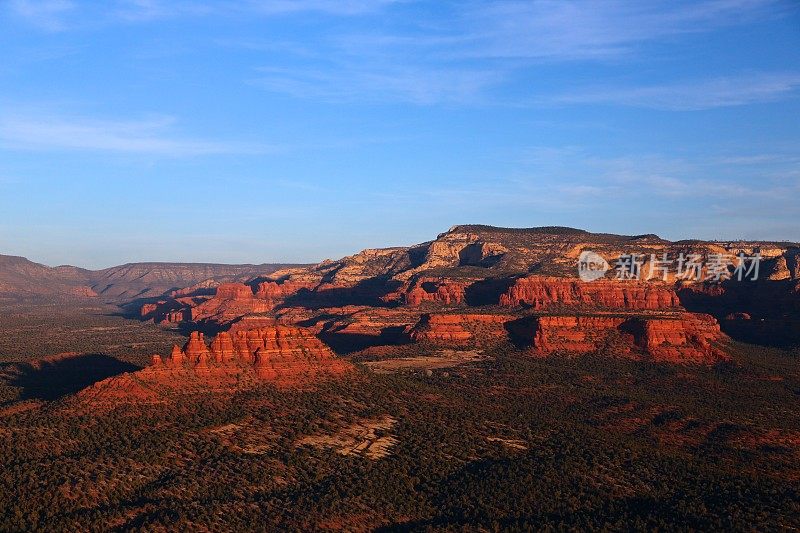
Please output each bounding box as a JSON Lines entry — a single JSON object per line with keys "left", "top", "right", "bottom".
{"left": 79, "top": 326, "right": 351, "bottom": 403}
{"left": 529, "top": 312, "right": 727, "bottom": 364}
{"left": 497, "top": 277, "right": 681, "bottom": 309}
{"left": 404, "top": 311, "right": 727, "bottom": 364}
{"left": 408, "top": 313, "right": 512, "bottom": 345}
{"left": 155, "top": 327, "right": 350, "bottom": 381}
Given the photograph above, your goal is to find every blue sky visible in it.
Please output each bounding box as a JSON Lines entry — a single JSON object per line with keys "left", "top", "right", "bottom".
{"left": 1, "top": 0, "right": 799, "bottom": 268}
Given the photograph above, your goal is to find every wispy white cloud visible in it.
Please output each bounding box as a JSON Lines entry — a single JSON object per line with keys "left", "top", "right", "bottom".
{"left": 0, "top": 113, "right": 274, "bottom": 156}
{"left": 246, "top": 0, "right": 798, "bottom": 106}
{"left": 253, "top": 63, "right": 504, "bottom": 104}
{"left": 7, "top": 0, "right": 798, "bottom": 110}
{"left": 245, "top": 0, "right": 404, "bottom": 16}
{"left": 552, "top": 72, "right": 800, "bottom": 110}
{"left": 7, "top": 0, "right": 404, "bottom": 28}
{"left": 8, "top": 0, "right": 75, "bottom": 31}
{"left": 112, "top": 0, "right": 213, "bottom": 22}
{"left": 391, "top": 145, "right": 800, "bottom": 241}
{"left": 453, "top": 0, "right": 785, "bottom": 61}
{"left": 713, "top": 153, "right": 800, "bottom": 165}
{"left": 327, "top": 0, "right": 786, "bottom": 63}
{"left": 110, "top": 0, "right": 401, "bottom": 22}
{"left": 520, "top": 146, "right": 800, "bottom": 203}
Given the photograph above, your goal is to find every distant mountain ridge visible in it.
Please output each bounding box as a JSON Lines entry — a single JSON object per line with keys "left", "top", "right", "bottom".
{"left": 0, "top": 254, "right": 304, "bottom": 302}
{"left": 3, "top": 224, "right": 799, "bottom": 304}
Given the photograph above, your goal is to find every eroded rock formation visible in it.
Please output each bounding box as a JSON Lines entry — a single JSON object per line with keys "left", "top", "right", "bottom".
{"left": 381, "top": 277, "right": 470, "bottom": 306}
{"left": 529, "top": 312, "right": 727, "bottom": 363}
{"left": 156, "top": 328, "right": 349, "bottom": 380}
{"left": 408, "top": 313, "right": 511, "bottom": 345}
{"left": 499, "top": 277, "right": 681, "bottom": 310}
{"left": 405, "top": 310, "right": 728, "bottom": 363}
{"left": 78, "top": 326, "right": 352, "bottom": 403}
{"left": 255, "top": 280, "right": 316, "bottom": 300}
{"left": 188, "top": 284, "right": 274, "bottom": 324}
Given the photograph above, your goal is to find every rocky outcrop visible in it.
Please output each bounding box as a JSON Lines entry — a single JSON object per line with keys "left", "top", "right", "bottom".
{"left": 789, "top": 249, "right": 800, "bottom": 279}
{"left": 530, "top": 312, "right": 727, "bottom": 363}
{"left": 154, "top": 328, "right": 349, "bottom": 379}
{"left": 383, "top": 278, "right": 470, "bottom": 306}
{"left": 636, "top": 313, "right": 725, "bottom": 362}
{"left": 141, "top": 278, "right": 319, "bottom": 326}
{"left": 127, "top": 226, "right": 798, "bottom": 360}
{"left": 214, "top": 283, "right": 255, "bottom": 300}
{"left": 403, "top": 309, "right": 727, "bottom": 363}
{"left": 766, "top": 249, "right": 800, "bottom": 281}
{"left": 313, "top": 247, "right": 411, "bottom": 285}
{"left": 408, "top": 313, "right": 512, "bottom": 345}
{"left": 499, "top": 276, "right": 680, "bottom": 310}
{"left": 79, "top": 326, "right": 351, "bottom": 403}
{"left": 767, "top": 256, "right": 791, "bottom": 281}
{"left": 140, "top": 298, "right": 200, "bottom": 324}
{"left": 140, "top": 303, "right": 159, "bottom": 317}
{"left": 254, "top": 280, "right": 316, "bottom": 300}
{"left": 169, "top": 278, "right": 221, "bottom": 297}
{"left": 135, "top": 227, "right": 800, "bottom": 336}
{"left": 189, "top": 284, "right": 274, "bottom": 324}
{"left": 532, "top": 315, "right": 629, "bottom": 354}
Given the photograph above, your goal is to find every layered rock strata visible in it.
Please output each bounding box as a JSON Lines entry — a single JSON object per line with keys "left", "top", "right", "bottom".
{"left": 529, "top": 312, "right": 726, "bottom": 363}
{"left": 79, "top": 326, "right": 351, "bottom": 402}
{"left": 499, "top": 277, "right": 680, "bottom": 310}
{"left": 408, "top": 313, "right": 512, "bottom": 345}
{"left": 406, "top": 311, "right": 727, "bottom": 364}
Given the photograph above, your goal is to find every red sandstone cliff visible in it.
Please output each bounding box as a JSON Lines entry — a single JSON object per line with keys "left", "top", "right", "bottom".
{"left": 408, "top": 313, "right": 512, "bottom": 345}
{"left": 406, "top": 310, "right": 727, "bottom": 364}
{"left": 78, "top": 326, "right": 352, "bottom": 404}
{"left": 379, "top": 277, "right": 471, "bottom": 306}
{"left": 188, "top": 283, "right": 273, "bottom": 324}
{"left": 154, "top": 327, "right": 350, "bottom": 381}
{"left": 499, "top": 276, "right": 680, "bottom": 310}
{"left": 528, "top": 312, "right": 727, "bottom": 364}
{"left": 255, "top": 280, "right": 317, "bottom": 300}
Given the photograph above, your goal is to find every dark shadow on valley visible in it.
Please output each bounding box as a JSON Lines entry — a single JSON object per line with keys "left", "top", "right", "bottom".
{"left": 503, "top": 316, "right": 536, "bottom": 349}
{"left": 279, "top": 277, "right": 403, "bottom": 310}
{"left": 678, "top": 280, "right": 800, "bottom": 349}
{"left": 465, "top": 277, "right": 516, "bottom": 306}
{"left": 319, "top": 326, "right": 411, "bottom": 355}
{"left": 176, "top": 320, "right": 225, "bottom": 337}
{"left": 2, "top": 354, "right": 140, "bottom": 402}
